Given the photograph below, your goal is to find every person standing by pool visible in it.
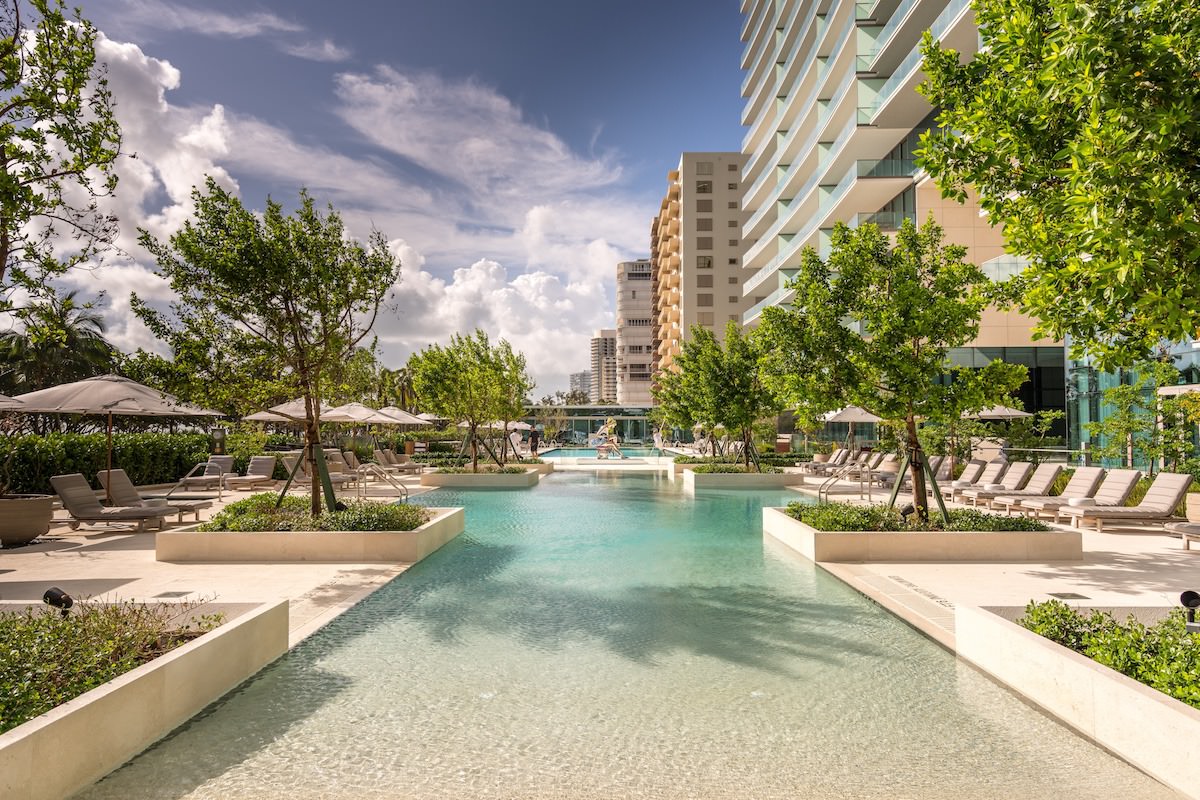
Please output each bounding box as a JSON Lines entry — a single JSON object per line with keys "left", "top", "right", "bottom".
{"left": 529, "top": 427, "right": 540, "bottom": 456}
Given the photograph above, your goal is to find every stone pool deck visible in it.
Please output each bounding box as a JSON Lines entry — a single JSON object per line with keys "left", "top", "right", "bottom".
{"left": 0, "top": 477, "right": 437, "bottom": 647}
{"left": 780, "top": 476, "right": 1200, "bottom": 650}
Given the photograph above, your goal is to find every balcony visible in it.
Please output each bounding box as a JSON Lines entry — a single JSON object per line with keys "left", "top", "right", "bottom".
{"left": 742, "top": 284, "right": 796, "bottom": 324}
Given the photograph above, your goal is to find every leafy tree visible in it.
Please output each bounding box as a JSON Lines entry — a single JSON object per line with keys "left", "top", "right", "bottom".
{"left": 918, "top": 0, "right": 1200, "bottom": 368}
{"left": 917, "top": 366, "right": 1028, "bottom": 471}
{"left": 136, "top": 178, "right": 400, "bottom": 514}
{"left": 0, "top": 0, "right": 122, "bottom": 307}
{"left": 1085, "top": 360, "right": 1183, "bottom": 471}
{"left": 493, "top": 339, "right": 534, "bottom": 463}
{"left": 0, "top": 289, "right": 116, "bottom": 393}
{"left": 653, "top": 322, "right": 781, "bottom": 470}
{"left": 408, "top": 330, "right": 530, "bottom": 472}
{"left": 757, "top": 217, "right": 1021, "bottom": 519}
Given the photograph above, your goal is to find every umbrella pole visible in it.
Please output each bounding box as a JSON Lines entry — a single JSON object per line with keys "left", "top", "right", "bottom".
{"left": 105, "top": 411, "right": 113, "bottom": 503}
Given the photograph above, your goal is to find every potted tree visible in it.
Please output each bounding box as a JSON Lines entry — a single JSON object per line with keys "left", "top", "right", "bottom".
{"left": 0, "top": 396, "right": 54, "bottom": 547}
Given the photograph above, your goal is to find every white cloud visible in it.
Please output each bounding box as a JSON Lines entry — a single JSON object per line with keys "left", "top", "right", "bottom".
{"left": 110, "top": 1, "right": 303, "bottom": 39}
{"left": 280, "top": 39, "right": 352, "bottom": 63}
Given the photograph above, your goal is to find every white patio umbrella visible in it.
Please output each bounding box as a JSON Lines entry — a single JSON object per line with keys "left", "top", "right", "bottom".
{"left": 244, "top": 398, "right": 333, "bottom": 423}
{"left": 378, "top": 406, "right": 430, "bottom": 426}
{"left": 0, "top": 393, "right": 24, "bottom": 411}
{"left": 14, "top": 374, "right": 222, "bottom": 500}
{"left": 964, "top": 405, "right": 1032, "bottom": 420}
{"left": 821, "top": 406, "right": 882, "bottom": 448}
{"left": 323, "top": 402, "right": 405, "bottom": 425}
{"left": 416, "top": 412, "right": 441, "bottom": 422}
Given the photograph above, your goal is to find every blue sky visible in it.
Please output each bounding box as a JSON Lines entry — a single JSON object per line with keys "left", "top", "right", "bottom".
{"left": 73, "top": 1, "right": 746, "bottom": 393}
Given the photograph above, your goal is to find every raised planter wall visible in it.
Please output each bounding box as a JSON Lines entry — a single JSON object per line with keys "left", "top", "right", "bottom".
{"left": 762, "top": 507, "right": 1083, "bottom": 562}
{"left": 420, "top": 469, "right": 540, "bottom": 488}
{"left": 0, "top": 600, "right": 289, "bottom": 800}
{"left": 156, "top": 507, "right": 465, "bottom": 563}
{"left": 681, "top": 469, "right": 806, "bottom": 492}
{"left": 956, "top": 605, "right": 1200, "bottom": 800}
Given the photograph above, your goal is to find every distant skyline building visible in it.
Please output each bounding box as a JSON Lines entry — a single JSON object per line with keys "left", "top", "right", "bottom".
{"left": 651, "top": 152, "right": 749, "bottom": 375}
{"left": 616, "top": 259, "right": 654, "bottom": 404}
{"left": 737, "top": 0, "right": 1065, "bottom": 418}
{"left": 589, "top": 328, "right": 617, "bottom": 404}
{"left": 569, "top": 371, "right": 592, "bottom": 399}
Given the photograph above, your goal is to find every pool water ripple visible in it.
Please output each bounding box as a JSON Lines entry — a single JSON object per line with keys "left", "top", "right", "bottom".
{"left": 75, "top": 471, "right": 1182, "bottom": 799}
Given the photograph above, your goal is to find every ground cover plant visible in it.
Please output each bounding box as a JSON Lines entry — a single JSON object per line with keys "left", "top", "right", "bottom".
{"left": 433, "top": 465, "right": 526, "bottom": 474}
{"left": 690, "top": 464, "right": 781, "bottom": 474}
{"left": 0, "top": 600, "right": 222, "bottom": 734}
{"left": 198, "top": 493, "right": 429, "bottom": 532}
{"left": 1019, "top": 600, "right": 1200, "bottom": 710}
{"left": 784, "top": 501, "right": 1050, "bottom": 532}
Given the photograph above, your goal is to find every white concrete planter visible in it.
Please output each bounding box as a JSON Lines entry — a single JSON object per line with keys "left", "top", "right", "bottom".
{"left": 0, "top": 600, "right": 288, "bottom": 800}
{"left": 956, "top": 605, "right": 1200, "bottom": 800}
{"left": 0, "top": 494, "right": 54, "bottom": 547}
{"left": 156, "top": 507, "right": 464, "bottom": 563}
{"left": 420, "top": 468, "right": 540, "bottom": 488}
{"left": 520, "top": 462, "right": 555, "bottom": 475}
{"left": 762, "top": 506, "right": 1083, "bottom": 562}
{"left": 681, "top": 468, "right": 806, "bottom": 492}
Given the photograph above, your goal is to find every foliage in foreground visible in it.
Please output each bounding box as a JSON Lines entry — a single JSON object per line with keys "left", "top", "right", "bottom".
{"left": 198, "top": 493, "right": 430, "bottom": 532}
{"left": 433, "top": 466, "right": 526, "bottom": 474}
{"left": 1019, "top": 600, "right": 1200, "bottom": 710}
{"left": 689, "top": 464, "right": 781, "bottom": 474}
{"left": 784, "top": 502, "right": 1050, "bottom": 532}
{"left": 0, "top": 432, "right": 210, "bottom": 494}
{"left": 0, "top": 601, "right": 222, "bottom": 734}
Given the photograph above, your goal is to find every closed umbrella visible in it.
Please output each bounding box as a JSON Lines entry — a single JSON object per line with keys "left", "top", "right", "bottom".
{"left": 14, "top": 375, "right": 222, "bottom": 500}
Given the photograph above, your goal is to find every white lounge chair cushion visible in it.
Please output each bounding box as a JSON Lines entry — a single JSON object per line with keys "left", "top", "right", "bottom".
{"left": 951, "top": 480, "right": 972, "bottom": 488}
{"left": 1067, "top": 497, "right": 1095, "bottom": 506}
{"left": 983, "top": 483, "right": 1005, "bottom": 491}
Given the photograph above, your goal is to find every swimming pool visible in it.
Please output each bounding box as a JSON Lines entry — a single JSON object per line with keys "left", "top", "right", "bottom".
{"left": 539, "top": 445, "right": 660, "bottom": 458}
{"left": 78, "top": 472, "right": 1180, "bottom": 799}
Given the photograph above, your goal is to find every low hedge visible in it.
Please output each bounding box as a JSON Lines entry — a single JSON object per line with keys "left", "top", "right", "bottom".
{"left": 673, "top": 454, "right": 808, "bottom": 465}
{"left": 0, "top": 601, "right": 222, "bottom": 734}
{"left": 0, "top": 433, "right": 211, "bottom": 493}
{"left": 197, "top": 493, "right": 430, "bottom": 532}
{"left": 690, "top": 464, "right": 782, "bottom": 474}
{"left": 434, "top": 466, "right": 527, "bottom": 474}
{"left": 1019, "top": 600, "right": 1200, "bottom": 710}
{"left": 784, "top": 501, "right": 1051, "bottom": 532}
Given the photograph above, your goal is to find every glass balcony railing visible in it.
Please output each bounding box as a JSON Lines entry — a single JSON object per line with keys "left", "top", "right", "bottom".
{"left": 980, "top": 255, "right": 1031, "bottom": 282}
{"left": 743, "top": 284, "right": 795, "bottom": 323}
{"left": 860, "top": 209, "right": 915, "bottom": 231}
{"left": 857, "top": 0, "right": 930, "bottom": 71}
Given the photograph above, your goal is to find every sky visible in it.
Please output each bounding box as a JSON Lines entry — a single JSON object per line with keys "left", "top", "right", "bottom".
{"left": 60, "top": 0, "right": 747, "bottom": 395}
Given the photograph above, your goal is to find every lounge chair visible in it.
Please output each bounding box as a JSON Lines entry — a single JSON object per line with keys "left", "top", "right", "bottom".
{"left": 223, "top": 456, "right": 278, "bottom": 491}
{"left": 280, "top": 454, "right": 356, "bottom": 488}
{"left": 1059, "top": 472, "right": 1193, "bottom": 531}
{"left": 801, "top": 448, "right": 850, "bottom": 475}
{"left": 178, "top": 455, "right": 236, "bottom": 490}
{"left": 1021, "top": 468, "right": 1141, "bottom": 523}
{"left": 97, "top": 469, "right": 213, "bottom": 523}
{"left": 943, "top": 459, "right": 1007, "bottom": 501}
{"left": 960, "top": 461, "right": 1049, "bottom": 508}
{"left": 381, "top": 449, "right": 424, "bottom": 474}
{"left": 50, "top": 473, "right": 179, "bottom": 532}
{"left": 992, "top": 466, "right": 1105, "bottom": 516}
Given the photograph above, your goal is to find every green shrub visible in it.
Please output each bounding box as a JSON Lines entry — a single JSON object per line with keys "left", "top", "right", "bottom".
{"left": 690, "top": 464, "right": 781, "bottom": 474}
{"left": 0, "top": 601, "right": 222, "bottom": 734}
{"left": 1019, "top": 601, "right": 1200, "bottom": 710}
{"left": 784, "top": 501, "right": 1050, "bottom": 532}
{"left": 0, "top": 432, "right": 211, "bottom": 493}
{"left": 198, "top": 493, "right": 430, "bottom": 532}
{"left": 674, "top": 454, "right": 804, "bottom": 466}
{"left": 434, "top": 465, "right": 526, "bottom": 474}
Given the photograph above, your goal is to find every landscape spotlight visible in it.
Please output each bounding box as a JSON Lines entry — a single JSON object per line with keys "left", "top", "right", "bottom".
{"left": 42, "top": 586, "right": 74, "bottom": 617}
{"left": 1181, "top": 590, "right": 1200, "bottom": 634}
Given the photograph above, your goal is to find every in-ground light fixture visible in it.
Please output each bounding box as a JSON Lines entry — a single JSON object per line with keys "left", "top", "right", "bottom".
{"left": 1181, "top": 590, "right": 1200, "bottom": 634}
{"left": 43, "top": 586, "right": 74, "bottom": 618}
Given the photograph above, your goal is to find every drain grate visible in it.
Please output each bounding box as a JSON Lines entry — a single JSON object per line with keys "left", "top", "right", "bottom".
{"left": 153, "top": 591, "right": 192, "bottom": 598}
{"left": 1047, "top": 592, "right": 1090, "bottom": 600}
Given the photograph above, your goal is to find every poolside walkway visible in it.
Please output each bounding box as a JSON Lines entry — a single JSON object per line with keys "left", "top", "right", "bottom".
{"left": 785, "top": 478, "right": 1200, "bottom": 650}
{"left": 0, "top": 478, "right": 434, "bottom": 647}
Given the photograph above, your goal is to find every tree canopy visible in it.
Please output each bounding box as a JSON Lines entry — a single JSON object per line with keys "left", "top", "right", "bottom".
{"left": 918, "top": 0, "right": 1200, "bottom": 367}
{"left": 0, "top": 289, "right": 116, "bottom": 394}
{"left": 757, "top": 217, "right": 1026, "bottom": 517}
{"left": 136, "top": 177, "right": 400, "bottom": 512}
{"left": 0, "top": 0, "right": 121, "bottom": 307}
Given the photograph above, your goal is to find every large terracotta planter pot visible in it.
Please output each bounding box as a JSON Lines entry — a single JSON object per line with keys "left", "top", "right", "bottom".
{"left": 0, "top": 494, "right": 54, "bottom": 547}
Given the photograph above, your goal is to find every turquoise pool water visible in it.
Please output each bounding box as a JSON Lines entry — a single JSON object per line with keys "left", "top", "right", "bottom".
{"left": 540, "top": 446, "right": 659, "bottom": 458}
{"left": 78, "top": 472, "right": 1179, "bottom": 799}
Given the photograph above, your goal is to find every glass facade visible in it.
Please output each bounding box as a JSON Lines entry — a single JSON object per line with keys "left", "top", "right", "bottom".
{"left": 524, "top": 406, "right": 655, "bottom": 445}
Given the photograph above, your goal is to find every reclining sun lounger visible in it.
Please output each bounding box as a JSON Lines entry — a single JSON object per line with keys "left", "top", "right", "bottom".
{"left": 992, "top": 466, "right": 1105, "bottom": 516}
{"left": 1020, "top": 468, "right": 1140, "bottom": 523}
{"left": 960, "top": 461, "right": 1050, "bottom": 508}
{"left": 223, "top": 455, "right": 278, "bottom": 491}
{"left": 97, "top": 469, "right": 213, "bottom": 523}
{"left": 1059, "top": 472, "right": 1193, "bottom": 531}
{"left": 51, "top": 473, "right": 179, "bottom": 532}
{"left": 281, "top": 454, "right": 356, "bottom": 488}
{"left": 943, "top": 459, "right": 1007, "bottom": 502}
{"left": 379, "top": 449, "right": 424, "bottom": 474}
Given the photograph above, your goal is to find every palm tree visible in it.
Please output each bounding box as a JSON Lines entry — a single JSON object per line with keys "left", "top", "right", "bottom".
{"left": 0, "top": 290, "right": 117, "bottom": 393}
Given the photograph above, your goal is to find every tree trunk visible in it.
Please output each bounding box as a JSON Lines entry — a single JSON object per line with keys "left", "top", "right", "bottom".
{"left": 304, "top": 404, "right": 321, "bottom": 517}
{"left": 470, "top": 423, "right": 479, "bottom": 473}
{"left": 743, "top": 427, "right": 752, "bottom": 471}
{"left": 906, "top": 415, "right": 929, "bottom": 521}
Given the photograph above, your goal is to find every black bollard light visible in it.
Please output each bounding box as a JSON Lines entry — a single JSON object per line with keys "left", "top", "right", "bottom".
{"left": 1181, "top": 590, "right": 1200, "bottom": 634}
{"left": 43, "top": 586, "right": 74, "bottom": 618}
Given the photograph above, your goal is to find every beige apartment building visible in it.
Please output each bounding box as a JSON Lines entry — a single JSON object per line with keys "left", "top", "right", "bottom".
{"left": 616, "top": 260, "right": 655, "bottom": 405}
{"left": 651, "top": 152, "right": 750, "bottom": 375}
{"left": 737, "top": 0, "right": 1064, "bottom": 415}
{"left": 589, "top": 329, "right": 617, "bottom": 404}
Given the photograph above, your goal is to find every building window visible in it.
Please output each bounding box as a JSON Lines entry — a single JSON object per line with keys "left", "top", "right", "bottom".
{"left": 697, "top": 274, "right": 713, "bottom": 288}
{"left": 696, "top": 255, "right": 713, "bottom": 268}
{"left": 696, "top": 199, "right": 712, "bottom": 212}
{"left": 697, "top": 180, "right": 712, "bottom": 193}
{"left": 728, "top": 182, "right": 738, "bottom": 190}
{"left": 630, "top": 290, "right": 636, "bottom": 299}
{"left": 728, "top": 276, "right": 738, "bottom": 284}
{"left": 697, "top": 294, "right": 713, "bottom": 307}
{"left": 728, "top": 295, "right": 739, "bottom": 303}
{"left": 728, "top": 239, "right": 738, "bottom": 246}
{"left": 728, "top": 257, "right": 738, "bottom": 265}
{"left": 698, "top": 312, "right": 714, "bottom": 326}
{"left": 697, "top": 161, "right": 714, "bottom": 175}
{"left": 727, "top": 219, "right": 737, "bottom": 227}
{"left": 697, "top": 237, "right": 713, "bottom": 250}
{"left": 728, "top": 201, "right": 738, "bottom": 209}
{"left": 730, "top": 315, "right": 739, "bottom": 323}
{"left": 697, "top": 218, "right": 713, "bottom": 231}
